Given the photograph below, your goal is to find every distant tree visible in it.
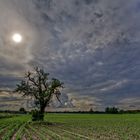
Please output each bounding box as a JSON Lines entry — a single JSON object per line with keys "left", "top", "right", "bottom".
{"left": 89, "top": 108, "right": 94, "bottom": 114}
{"left": 112, "top": 107, "right": 119, "bottom": 114}
{"left": 15, "top": 67, "right": 63, "bottom": 121}
{"left": 19, "top": 107, "right": 26, "bottom": 114}
{"left": 105, "top": 107, "right": 119, "bottom": 114}
{"left": 105, "top": 107, "right": 110, "bottom": 113}
{"left": 119, "top": 109, "right": 124, "bottom": 114}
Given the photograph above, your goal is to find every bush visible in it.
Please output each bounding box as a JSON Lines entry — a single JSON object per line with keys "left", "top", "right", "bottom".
{"left": 19, "top": 107, "right": 26, "bottom": 114}
{"left": 31, "top": 110, "right": 44, "bottom": 121}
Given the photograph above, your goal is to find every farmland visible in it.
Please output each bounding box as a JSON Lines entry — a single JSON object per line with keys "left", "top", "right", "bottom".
{"left": 0, "top": 113, "right": 140, "bottom": 140}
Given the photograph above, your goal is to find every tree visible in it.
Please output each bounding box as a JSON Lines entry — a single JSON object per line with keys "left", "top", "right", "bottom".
{"left": 19, "top": 107, "right": 26, "bottom": 114}
{"left": 105, "top": 107, "right": 119, "bottom": 114}
{"left": 15, "top": 67, "right": 63, "bottom": 121}
{"left": 105, "top": 107, "right": 110, "bottom": 113}
{"left": 89, "top": 108, "right": 94, "bottom": 114}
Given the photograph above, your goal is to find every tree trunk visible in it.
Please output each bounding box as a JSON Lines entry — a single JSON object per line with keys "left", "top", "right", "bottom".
{"left": 40, "top": 105, "right": 45, "bottom": 114}
{"left": 39, "top": 104, "right": 46, "bottom": 121}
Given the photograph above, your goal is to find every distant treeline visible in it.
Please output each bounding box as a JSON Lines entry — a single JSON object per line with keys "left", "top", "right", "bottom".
{"left": 42, "top": 107, "right": 140, "bottom": 114}
{"left": 0, "top": 107, "right": 140, "bottom": 114}
{"left": 104, "top": 107, "right": 140, "bottom": 114}
{"left": 46, "top": 110, "right": 140, "bottom": 114}
{"left": 0, "top": 107, "right": 27, "bottom": 114}
{"left": 0, "top": 112, "right": 19, "bottom": 119}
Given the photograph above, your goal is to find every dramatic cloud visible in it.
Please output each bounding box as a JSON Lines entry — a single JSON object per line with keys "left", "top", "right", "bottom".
{"left": 0, "top": 0, "right": 140, "bottom": 110}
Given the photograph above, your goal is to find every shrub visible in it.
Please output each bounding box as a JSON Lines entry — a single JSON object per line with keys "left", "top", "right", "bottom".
{"left": 19, "top": 107, "right": 26, "bottom": 114}
{"left": 31, "top": 110, "right": 44, "bottom": 121}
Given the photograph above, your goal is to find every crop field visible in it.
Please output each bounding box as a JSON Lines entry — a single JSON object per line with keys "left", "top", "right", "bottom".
{"left": 0, "top": 113, "right": 140, "bottom": 140}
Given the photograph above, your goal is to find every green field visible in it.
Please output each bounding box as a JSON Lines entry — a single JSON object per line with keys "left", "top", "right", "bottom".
{"left": 0, "top": 113, "right": 140, "bottom": 140}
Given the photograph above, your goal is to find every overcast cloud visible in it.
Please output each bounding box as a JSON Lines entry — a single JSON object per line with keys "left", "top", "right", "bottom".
{"left": 0, "top": 0, "right": 140, "bottom": 110}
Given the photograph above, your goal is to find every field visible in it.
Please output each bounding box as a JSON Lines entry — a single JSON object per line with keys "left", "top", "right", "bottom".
{"left": 0, "top": 113, "right": 140, "bottom": 140}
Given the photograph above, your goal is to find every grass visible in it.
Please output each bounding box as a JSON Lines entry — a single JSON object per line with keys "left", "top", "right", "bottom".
{"left": 0, "top": 113, "right": 140, "bottom": 140}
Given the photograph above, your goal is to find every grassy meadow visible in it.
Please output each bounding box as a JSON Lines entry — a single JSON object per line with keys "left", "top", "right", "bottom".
{"left": 0, "top": 113, "right": 140, "bottom": 140}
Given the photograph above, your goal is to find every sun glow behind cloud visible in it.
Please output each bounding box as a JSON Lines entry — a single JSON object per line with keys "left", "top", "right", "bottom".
{"left": 0, "top": 0, "right": 140, "bottom": 110}
{"left": 12, "top": 33, "right": 22, "bottom": 43}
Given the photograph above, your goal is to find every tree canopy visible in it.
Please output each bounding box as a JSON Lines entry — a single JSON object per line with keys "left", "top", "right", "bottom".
{"left": 15, "top": 67, "right": 63, "bottom": 120}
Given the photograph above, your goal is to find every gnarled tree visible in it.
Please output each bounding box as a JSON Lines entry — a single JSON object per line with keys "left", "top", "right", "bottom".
{"left": 15, "top": 67, "right": 63, "bottom": 120}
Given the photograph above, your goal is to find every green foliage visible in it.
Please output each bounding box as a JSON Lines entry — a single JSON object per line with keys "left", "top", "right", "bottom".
{"left": 89, "top": 108, "right": 94, "bottom": 113}
{"left": 105, "top": 107, "right": 119, "bottom": 114}
{"left": 19, "top": 107, "right": 26, "bottom": 114}
{"left": 31, "top": 110, "right": 44, "bottom": 121}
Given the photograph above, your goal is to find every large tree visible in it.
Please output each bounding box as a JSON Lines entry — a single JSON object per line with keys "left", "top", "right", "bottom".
{"left": 15, "top": 67, "right": 63, "bottom": 120}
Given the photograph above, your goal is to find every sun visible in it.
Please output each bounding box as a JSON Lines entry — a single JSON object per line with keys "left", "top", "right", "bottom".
{"left": 12, "top": 33, "right": 23, "bottom": 43}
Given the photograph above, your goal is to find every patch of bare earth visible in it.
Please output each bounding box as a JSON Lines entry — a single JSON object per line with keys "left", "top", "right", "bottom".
{"left": 26, "top": 126, "right": 41, "bottom": 140}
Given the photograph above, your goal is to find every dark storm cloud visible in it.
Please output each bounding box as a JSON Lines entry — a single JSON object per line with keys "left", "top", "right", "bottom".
{"left": 0, "top": 0, "right": 140, "bottom": 110}
{"left": 0, "top": 75, "right": 22, "bottom": 89}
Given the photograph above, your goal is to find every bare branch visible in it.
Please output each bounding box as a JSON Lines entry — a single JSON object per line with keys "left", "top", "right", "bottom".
{"left": 15, "top": 66, "right": 64, "bottom": 114}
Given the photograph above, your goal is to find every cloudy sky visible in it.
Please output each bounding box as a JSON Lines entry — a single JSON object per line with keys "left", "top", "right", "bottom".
{"left": 0, "top": 0, "right": 140, "bottom": 111}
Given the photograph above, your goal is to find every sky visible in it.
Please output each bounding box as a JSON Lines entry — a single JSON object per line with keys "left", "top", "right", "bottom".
{"left": 0, "top": 0, "right": 140, "bottom": 111}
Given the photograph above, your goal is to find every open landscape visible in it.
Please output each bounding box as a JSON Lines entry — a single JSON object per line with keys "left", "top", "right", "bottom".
{"left": 0, "top": 113, "right": 140, "bottom": 140}
{"left": 0, "top": 0, "right": 140, "bottom": 140}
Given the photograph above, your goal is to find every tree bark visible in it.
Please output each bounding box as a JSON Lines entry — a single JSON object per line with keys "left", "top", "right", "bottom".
{"left": 40, "top": 105, "right": 45, "bottom": 114}
{"left": 38, "top": 104, "right": 46, "bottom": 121}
